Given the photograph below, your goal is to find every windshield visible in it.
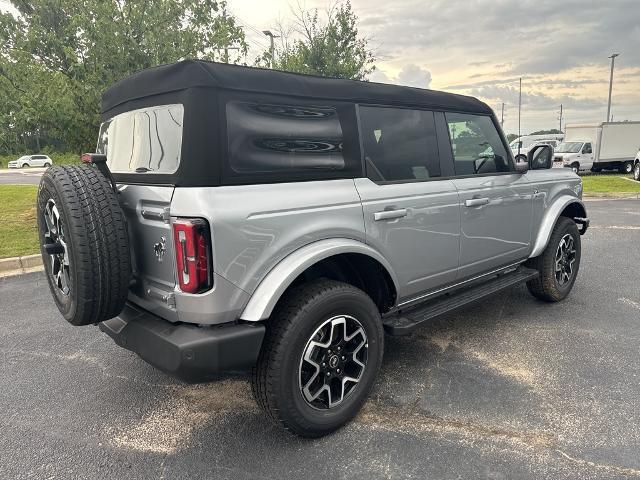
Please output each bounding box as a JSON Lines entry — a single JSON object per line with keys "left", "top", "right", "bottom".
{"left": 97, "top": 104, "right": 184, "bottom": 173}
{"left": 555, "top": 142, "right": 583, "bottom": 153}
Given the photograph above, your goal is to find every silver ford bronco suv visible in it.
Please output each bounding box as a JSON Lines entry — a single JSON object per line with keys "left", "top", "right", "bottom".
{"left": 37, "top": 60, "right": 589, "bottom": 437}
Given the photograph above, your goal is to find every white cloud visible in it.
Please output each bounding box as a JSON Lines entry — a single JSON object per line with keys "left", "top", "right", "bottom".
{"left": 370, "top": 64, "right": 432, "bottom": 89}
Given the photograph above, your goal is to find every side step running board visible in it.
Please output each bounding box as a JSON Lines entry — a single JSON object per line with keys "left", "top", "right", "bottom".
{"left": 383, "top": 267, "right": 539, "bottom": 336}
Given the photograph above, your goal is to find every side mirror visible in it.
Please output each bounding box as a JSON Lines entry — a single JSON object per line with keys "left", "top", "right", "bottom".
{"left": 514, "top": 156, "right": 529, "bottom": 173}
{"left": 528, "top": 144, "right": 553, "bottom": 170}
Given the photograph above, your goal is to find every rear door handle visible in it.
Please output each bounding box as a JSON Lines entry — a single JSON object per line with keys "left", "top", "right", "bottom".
{"left": 465, "top": 197, "right": 490, "bottom": 207}
{"left": 374, "top": 209, "right": 408, "bottom": 221}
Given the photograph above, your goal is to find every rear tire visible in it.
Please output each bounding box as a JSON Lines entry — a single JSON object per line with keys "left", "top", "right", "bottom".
{"left": 526, "top": 217, "right": 581, "bottom": 302}
{"left": 37, "top": 165, "right": 131, "bottom": 326}
{"left": 251, "top": 279, "right": 384, "bottom": 437}
{"left": 634, "top": 162, "right": 640, "bottom": 181}
{"left": 621, "top": 161, "right": 633, "bottom": 174}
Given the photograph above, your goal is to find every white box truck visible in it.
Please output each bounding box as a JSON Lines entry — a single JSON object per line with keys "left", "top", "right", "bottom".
{"left": 555, "top": 122, "right": 640, "bottom": 174}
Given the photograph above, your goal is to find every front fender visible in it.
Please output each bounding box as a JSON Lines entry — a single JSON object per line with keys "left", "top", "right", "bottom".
{"left": 530, "top": 195, "right": 586, "bottom": 258}
{"left": 239, "top": 238, "right": 399, "bottom": 322}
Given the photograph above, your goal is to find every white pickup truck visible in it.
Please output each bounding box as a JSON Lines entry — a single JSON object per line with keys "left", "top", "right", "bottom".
{"left": 555, "top": 122, "right": 640, "bottom": 174}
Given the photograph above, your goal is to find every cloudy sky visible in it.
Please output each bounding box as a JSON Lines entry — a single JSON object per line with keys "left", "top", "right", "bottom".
{"left": 230, "top": 0, "right": 640, "bottom": 134}
{"left": 2, "top": 0, "right": 638, "bottom": 134}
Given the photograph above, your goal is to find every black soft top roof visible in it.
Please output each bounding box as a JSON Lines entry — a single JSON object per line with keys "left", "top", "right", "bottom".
{"left": 102, "top": 60, "right": 492, "bottom": 115}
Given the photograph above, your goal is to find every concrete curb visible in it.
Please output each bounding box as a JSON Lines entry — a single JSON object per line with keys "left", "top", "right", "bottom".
{"left": 583, "top": 193, "right": 640, "bottom": 200}
{"left": 0, "top": 254, "right": 43, "bottom": 278}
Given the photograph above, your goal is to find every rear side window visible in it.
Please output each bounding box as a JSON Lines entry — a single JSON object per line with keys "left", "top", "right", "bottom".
{"left": 97, "top": 104, "right": 184, "bottom": 174}
{"left": 445, "top": 113, "right": 511, "bottom": 175}
{"left": 226, "top": 101, "right": 345, "bottom": 175}
{"left": 359, "top": 106, "right": 440, "bottom": 182}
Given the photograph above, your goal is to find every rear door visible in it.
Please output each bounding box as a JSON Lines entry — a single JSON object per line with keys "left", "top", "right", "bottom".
{"left": 117, "top": 185, "right": 178, "bottom": 321}
{"left": 440, "top": 112, "right": 533, "bottom": 280}
{"left": 355, "top": 106, "right": 460, "bottom": 302}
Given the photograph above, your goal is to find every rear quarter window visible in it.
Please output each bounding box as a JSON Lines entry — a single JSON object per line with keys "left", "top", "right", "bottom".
{"left": 97, "top": 104, "right": 184, "bottom": 174}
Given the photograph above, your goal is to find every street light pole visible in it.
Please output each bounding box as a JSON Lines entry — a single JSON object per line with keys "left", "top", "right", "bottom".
{"left": 606, "top": 53, "right": 619, "bottom": 122}
{"left": 263, "top": 30, "right": 280, "bottom": 68}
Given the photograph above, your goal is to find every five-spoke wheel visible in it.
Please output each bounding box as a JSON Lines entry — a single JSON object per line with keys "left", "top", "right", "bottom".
{"left": 554, "top": 234, "right": 577, "bottom": 286}
{"left": 42, "top": 199, "right": 70, "bottom": 295}
{"left": 299, "top": 315, "right": 368, "bottom": 409}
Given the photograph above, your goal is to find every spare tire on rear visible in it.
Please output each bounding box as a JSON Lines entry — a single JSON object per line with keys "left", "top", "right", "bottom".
{"left": 37, "top": 164, "right": 131, "bottom": 326}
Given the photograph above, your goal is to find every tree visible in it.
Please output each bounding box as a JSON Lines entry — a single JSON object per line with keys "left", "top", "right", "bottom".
{"left": 259, "top": 1, "right": 375, "bottom": 81}
{"left": 0, "top": 0, "right": 247, "bottom": 154}
{"left": 529, "top": 129, "right": 563, "bottom": 135}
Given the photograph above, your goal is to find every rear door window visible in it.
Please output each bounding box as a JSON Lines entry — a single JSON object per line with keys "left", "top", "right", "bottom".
{"left": 97, "top": 104, "right": 184, "bottom": 174}
{"left": 359, "top": 106, "right": 440, "bottom": 182}
{"left": 445, "top": 113, "right": 512, "bottom": 176}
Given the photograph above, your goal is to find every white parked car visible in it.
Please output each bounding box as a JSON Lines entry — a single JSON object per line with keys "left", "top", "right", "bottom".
{"left": 633, "top": 149, "right": 640, "bottom": 181}
{"left": 510, "top": 134, "right": 564, "bottom": 162}
{"left": 8, "top": 155, "right": 53, "bottom": 169}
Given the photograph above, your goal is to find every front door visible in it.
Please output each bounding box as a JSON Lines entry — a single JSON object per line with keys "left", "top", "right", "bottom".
{"left": 355, "top": 106, "right": 460, "bottom": 302}
{"left": 580, "top": 142, "right": 594, "bottom": 169}
{"left": 442, "top": 112, "right": 533, "bottom": 280}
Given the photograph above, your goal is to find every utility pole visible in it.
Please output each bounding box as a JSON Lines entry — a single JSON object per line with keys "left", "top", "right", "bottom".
{"left": 558, "top": 104, "right": 563, "bottom": 132}
{"left": 606, "top": 53, "right": 619, "bottom": 122}
{"left": 263, "top": 30, "right": 280, "bottom": 68}
{"left": 501, "top": 103, "right": 505, "bottom": 127}
{"left": 518, "top": 77, "right": 522, "bottom": 141}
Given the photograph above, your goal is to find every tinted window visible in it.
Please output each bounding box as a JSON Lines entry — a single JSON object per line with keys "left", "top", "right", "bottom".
{"left": 446, "top": 113, "right": 511, "bottom": 175}
{"left": 226, "top": 101, "right": 345, "bottom": 174}
{"left": 33, "top": 155, "right": 47, "bottom": 159}
{"left": 359, "top": 106, "right": 439, "bottom": 182}
{"left": 97, "top": 104, "right": 183, "bottom": 174}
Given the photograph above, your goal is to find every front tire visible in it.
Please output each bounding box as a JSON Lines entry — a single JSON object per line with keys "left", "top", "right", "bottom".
{"left": 526, "top": 217, "right": 581, "bottom": 302}
{"left": 570, "top": 163, "right": 579, "bottom": 174}
{"left": 251, "top": 279, "right": 384, "bottom": 437}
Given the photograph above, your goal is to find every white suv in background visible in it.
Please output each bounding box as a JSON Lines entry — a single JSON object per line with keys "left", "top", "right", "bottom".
{"left": 8, "top": 155, "right": 53, "bottom": 168}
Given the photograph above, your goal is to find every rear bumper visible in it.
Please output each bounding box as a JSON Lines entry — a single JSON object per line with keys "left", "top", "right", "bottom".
{"left": 99, "top": 303, "right": 265, "bottom": 382}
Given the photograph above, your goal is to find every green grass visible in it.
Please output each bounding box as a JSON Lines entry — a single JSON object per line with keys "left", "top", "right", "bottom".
{"left": 581, "top": 174, "right": 640, "bottom": 195}
{"left": 0, "top": 185, "right": 39, "bottom": 258}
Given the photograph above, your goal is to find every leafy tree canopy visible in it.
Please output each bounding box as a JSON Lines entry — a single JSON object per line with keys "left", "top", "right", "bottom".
{"left": 258, "top": 1, "right": 375, "bottom": 81}
{"left": 0, "top": 0, "right": 246, "bottom": 153}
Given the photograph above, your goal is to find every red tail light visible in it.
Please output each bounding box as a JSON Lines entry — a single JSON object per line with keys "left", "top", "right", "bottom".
{"left": 173, "top": 218, "right": 212, "bottom": 294}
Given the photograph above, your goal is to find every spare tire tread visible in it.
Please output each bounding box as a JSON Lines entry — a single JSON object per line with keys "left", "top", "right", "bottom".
{"left": 38, "top": 165, "right": 131, "bottom": 325}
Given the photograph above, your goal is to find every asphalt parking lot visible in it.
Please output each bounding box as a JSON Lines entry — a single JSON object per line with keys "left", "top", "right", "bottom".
{"left": 0, "top": 168, "right": 44, "bottom": 185}
{"left": 1, "top": 199, "right": 639, "bottom": 479}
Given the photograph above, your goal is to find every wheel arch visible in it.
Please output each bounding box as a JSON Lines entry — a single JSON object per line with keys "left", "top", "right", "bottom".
{"left": 239, "top": 239, "right": 399, "bottom": 321}
{"left": 530, "top": 196, "right": 587, "bottom": 258}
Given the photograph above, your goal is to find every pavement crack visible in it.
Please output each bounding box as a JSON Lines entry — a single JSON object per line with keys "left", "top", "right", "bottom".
{"left": 555, "top": 449, "right": 640, "bottom": 477}
{"left": 356, "top": 403, "right": 556, "bottom": 450}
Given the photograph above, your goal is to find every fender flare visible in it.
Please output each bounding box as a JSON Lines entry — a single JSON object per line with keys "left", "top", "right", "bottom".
{"left": 529, "top": 196, "right": 587, "bottom": 258}
{"left": 239, "top": 238, "right": 399, "bottom": 321}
